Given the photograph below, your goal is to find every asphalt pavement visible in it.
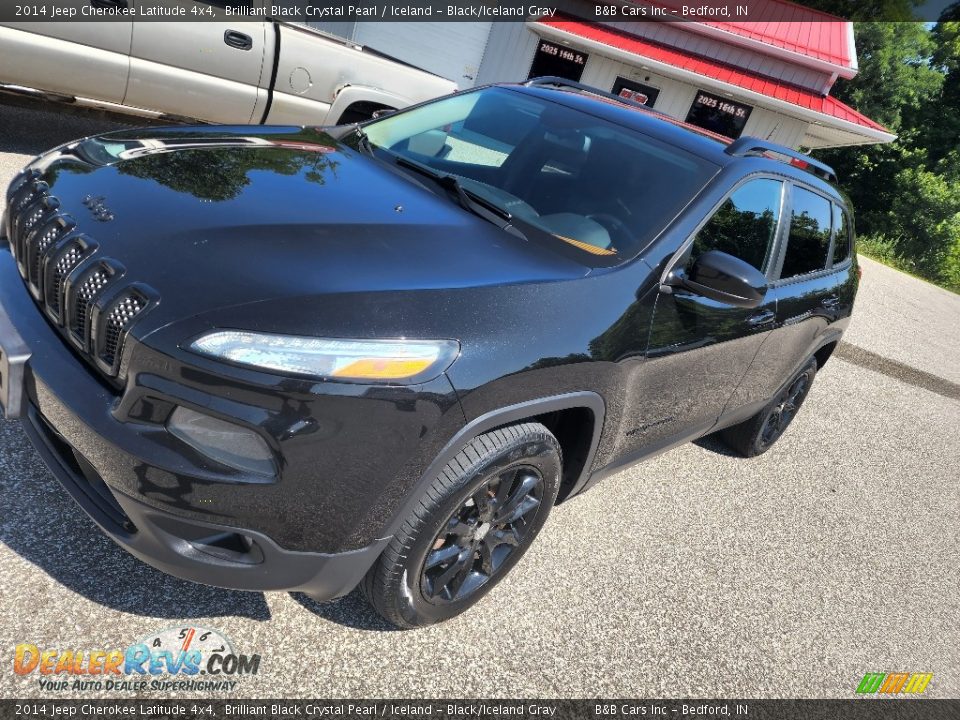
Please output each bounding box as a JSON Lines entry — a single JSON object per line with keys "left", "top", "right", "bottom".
{"left": 0, "top": 99, "right": 958, "bottom": 699}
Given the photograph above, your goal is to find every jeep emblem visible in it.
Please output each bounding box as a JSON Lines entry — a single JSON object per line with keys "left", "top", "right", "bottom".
{"left": 82, "top": 195, "right": 115, "bottom": 222}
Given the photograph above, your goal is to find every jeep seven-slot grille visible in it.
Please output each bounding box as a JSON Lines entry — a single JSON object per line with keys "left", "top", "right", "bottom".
{"left": 5, "top": 175, "right": 155, "bottom": 378}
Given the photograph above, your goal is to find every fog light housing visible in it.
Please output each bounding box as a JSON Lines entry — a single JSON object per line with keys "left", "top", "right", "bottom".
{"left": 167, "top": 406, "right": 276, "bottom": 479}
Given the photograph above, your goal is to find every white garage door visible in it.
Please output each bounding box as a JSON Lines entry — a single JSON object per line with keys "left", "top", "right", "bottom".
{"left": 351, "top": 22, "right": 492, "bottom": 88}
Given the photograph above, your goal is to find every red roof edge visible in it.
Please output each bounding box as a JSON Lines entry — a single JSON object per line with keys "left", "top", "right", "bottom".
{"left": 536, "top": 17, "right": 890, "bottom": 136}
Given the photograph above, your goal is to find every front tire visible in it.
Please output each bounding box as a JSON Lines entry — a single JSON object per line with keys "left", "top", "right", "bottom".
{"left": 721, "top": 358, "right": 818, "bottom": 457}
{"left": 361, "top": 422, "right": 562, "bottom": 628}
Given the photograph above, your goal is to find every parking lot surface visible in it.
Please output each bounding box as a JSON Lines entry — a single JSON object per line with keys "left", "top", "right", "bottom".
{"left": 1, "top": 100, "right": 958, "bottom": 699}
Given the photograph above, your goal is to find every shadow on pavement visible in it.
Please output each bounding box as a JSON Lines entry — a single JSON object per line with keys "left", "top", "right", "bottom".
{"left": 692, "top": 433, "right": 740, "bottom": 457}
{"left": 289, "top": 591, "right": 402, "bottom": 633}
{"left": 0, "top": 95, "right": 165, "bottom": 157}
{"left": 0, "top": 420, "right": 271, "bottom": 621}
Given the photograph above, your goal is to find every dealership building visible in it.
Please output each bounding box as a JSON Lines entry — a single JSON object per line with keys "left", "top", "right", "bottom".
{"left": 314, "top": 0, "right": 894, "bottom": 149}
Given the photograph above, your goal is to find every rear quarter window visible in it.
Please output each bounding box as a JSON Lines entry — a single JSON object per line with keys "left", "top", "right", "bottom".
{"left": 832, "top": 203, "right": 852, "bottom": 265}
{"left": 780, "top": 186, "right": 832, "bottom": 279}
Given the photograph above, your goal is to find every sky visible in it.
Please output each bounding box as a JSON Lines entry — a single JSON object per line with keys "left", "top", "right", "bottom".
{"left": 915, "top": 0, "right": 955, "bottom": 21}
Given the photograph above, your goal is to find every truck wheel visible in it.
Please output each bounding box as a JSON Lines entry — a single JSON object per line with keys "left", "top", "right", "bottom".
{"left": 721, "top": 359, "right": 818, "bottom": 457}
{"left": 337, "top": 102, "right": 393, "bottom": 125}
{"left": 361, "top": 422, "right": 562, "bottom": 628}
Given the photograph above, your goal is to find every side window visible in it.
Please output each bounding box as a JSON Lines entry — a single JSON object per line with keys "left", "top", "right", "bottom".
{"left": 832, "top": 203, "right": 851, "bottom": 265}
{"left": 781, "top": 187, "right": 832, "bottom": 279}
{"left": 690, "top": 178, "right": 783, "bottom": 272}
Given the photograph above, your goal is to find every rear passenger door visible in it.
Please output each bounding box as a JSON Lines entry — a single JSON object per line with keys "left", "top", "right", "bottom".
{"left": 747, "top": 184, "right": 851, "bottom": 401}
{"left": 124, "top": 2, "right": 270, "bottom": 123}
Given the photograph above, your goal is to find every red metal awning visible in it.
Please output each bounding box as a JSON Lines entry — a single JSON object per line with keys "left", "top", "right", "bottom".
{"left": 535, "top": 18, "right": 890, "bottom": 136}
{"left": 650, "top": 0, "right": 855, "bottom": 69}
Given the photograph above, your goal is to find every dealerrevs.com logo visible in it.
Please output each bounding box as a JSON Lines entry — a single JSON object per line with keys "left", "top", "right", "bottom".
{"left": 12, "top": 626, "right": 260, "bottom": 693}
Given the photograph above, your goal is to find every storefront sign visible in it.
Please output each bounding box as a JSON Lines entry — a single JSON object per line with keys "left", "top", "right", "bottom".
{"left": 612, "top": 77, "right": 661, "bottom": 107}
{"left": 529, "top": 39, "right": 588, "bottom": 82}
{"left": 685, "top": 90, "right": 753, "bottom": 138}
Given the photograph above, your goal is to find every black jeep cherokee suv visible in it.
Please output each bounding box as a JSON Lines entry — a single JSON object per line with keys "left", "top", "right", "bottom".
{"left": 0, "top": 79, "right": 857, "bottom": 627}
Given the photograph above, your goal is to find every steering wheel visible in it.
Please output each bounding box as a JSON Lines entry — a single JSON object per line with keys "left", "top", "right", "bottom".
{"left": 587, "top": 213, "right": 632, "bottom": 249}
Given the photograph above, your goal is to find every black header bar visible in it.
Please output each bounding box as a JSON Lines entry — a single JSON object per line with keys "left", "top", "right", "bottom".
{"left": 2, "top": 700, "right": 960, "bottom": 720}
{"left": 0, "top": 0, "right": 955, "bottom": 23}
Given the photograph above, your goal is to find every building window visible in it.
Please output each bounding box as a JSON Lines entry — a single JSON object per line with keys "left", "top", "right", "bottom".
{"left": 612, "top": 77, "right": 660, "bottom": 108}
{"left": 528, "top": 39, "right": 588, "bottom": 82}
{"left": 685, "top": 90, "right": 752, "bottom": 138}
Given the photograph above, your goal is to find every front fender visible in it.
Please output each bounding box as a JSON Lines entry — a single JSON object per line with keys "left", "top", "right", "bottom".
{"left": 327, "top": 85, "right": 410, "bottom": 124}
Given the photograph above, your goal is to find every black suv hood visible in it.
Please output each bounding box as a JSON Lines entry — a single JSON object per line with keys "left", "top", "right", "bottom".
{"left": 31, "top": 126, "right": 585, "bottom": 336}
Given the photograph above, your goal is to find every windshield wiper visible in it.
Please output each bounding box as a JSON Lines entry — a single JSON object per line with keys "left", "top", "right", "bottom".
{"left": 354, "top": 125, "right": 374, "bottom": 155}
{"left": 393, "top": 156, "right": 516, "bottom": 229}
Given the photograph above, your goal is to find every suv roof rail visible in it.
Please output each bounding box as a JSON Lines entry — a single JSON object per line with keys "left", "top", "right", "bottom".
{"left": 725, "top": 137, "right": 837, "bottom": 183}
{"left": 524, "top": 76, "right": 650, "bottom": 111}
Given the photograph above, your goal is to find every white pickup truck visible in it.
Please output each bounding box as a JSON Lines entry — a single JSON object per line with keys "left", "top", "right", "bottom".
{"left": 0, "top": 3, "right": 457, "bottom": 125}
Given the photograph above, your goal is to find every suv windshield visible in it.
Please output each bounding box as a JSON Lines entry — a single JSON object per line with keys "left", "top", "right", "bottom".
{"left": 361, "top": 86, "right": 718, "bottom": 263}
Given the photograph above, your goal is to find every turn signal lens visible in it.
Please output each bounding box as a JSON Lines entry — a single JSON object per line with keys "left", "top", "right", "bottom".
{"left": 188, "top": 331, "right": 459, "bottom": 383}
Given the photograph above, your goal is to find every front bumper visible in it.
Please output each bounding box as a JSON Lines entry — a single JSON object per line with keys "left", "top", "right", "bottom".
{"left": 0, "top": 239, "right": 462, "bottom": 597}
{"left": 21, "top": 399, "right": 387, "bottom": 597}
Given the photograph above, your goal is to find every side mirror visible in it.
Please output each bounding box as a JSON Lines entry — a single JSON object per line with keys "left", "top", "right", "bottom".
{"left": 665, "top": 250, "right": 768, "bottom": 309}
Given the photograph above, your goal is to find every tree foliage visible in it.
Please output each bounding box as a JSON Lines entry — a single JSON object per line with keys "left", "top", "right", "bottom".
{"left": 813, "top": 17, "right": 960, "bottom": 292}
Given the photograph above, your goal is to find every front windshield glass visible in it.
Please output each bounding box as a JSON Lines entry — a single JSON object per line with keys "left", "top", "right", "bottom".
{"left": 362, "top": 87, "right": 719, "bottom": 262}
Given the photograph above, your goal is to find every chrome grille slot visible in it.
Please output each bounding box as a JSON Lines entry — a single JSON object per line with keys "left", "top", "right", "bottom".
{"left": 5, "top": 169, "right": 40, "bottom": 204}
{"left": 7, "top": 179, "right": 48, "bottom": 247}
{"left": 43, "top": 238, "right": 95, "bottom": 322}
{"left": 97, "top": 289, "right": 148, "bottom": 371}
{"left": 26, "top": 215, "right": 76, "bottom": 292}
{"left": 15, "top": 196, "right": 62, "bottom": 271}
{"left": 67, "top": 261, "right": 119, "bottom": 350}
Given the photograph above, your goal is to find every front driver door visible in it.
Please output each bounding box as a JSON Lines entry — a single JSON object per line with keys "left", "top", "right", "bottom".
{"left": 624, "top": 177, "right": 785, "bottom": 454}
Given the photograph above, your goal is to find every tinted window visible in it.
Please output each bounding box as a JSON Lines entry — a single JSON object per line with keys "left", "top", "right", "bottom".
{"left": 832, "top": 203, "right": 851, "bottom": 265}
{"left": 363, "top": 87, "right": 718, "bottom": 263}
{"left": 781, "top": 187, "right": 832, "bottom": 278}
{"left": 690, "top": 178, "right": 783, "bottom": 272}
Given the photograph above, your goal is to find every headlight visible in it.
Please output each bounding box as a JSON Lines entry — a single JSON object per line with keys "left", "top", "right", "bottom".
{"left": 188, "top": 331, "right": 460, "bottom": 383}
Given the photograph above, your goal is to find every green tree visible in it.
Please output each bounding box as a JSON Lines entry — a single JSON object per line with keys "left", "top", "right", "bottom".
{"left": 811, "top": 21, "right": 960, "bottom": 291}
{"left": 799, "top": 0, "right": 918, "bottom": 22}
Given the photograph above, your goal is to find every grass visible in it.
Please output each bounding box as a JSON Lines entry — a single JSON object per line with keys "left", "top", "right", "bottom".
{"left": 857, "top": 236, "right": 960, "bottom": 295}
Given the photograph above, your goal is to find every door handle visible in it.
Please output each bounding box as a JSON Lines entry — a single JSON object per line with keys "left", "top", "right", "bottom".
{"left": 821, "top": 296, "right": 841, "bottom": 309}
{"left": 746, "top": 310, "right": 775, "bottom": 327}
{"left": 90, "top": 0, "right": 129, "bottom": 7}
{"left": 224, "top": 30, "right": 254, "bottom": 51}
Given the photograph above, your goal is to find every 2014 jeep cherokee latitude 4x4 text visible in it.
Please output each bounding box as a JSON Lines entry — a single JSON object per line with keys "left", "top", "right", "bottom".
{"left": 0, "top": 79, "right": 858, "bottom": 627}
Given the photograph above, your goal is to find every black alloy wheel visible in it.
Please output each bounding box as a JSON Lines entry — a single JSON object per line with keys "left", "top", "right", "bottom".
{"left": 360, "top": 422, "right": 562, "bottom": 628}
{"left": 721, "top": 359, "right": 818, "bottom": 457}
{"left": 758, "top": 372, "right": 810, "bottom": 448}
{"left": 421, "top": 465, "right": 544, "bottom": 603}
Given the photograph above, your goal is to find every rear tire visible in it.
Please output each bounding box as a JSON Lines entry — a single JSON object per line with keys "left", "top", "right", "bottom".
{"left": 361, "top": 422, "right": 562, "bottom": 629}
{"left": 721, "top": 359, "right": 818, "bottom": 457}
